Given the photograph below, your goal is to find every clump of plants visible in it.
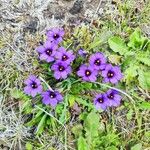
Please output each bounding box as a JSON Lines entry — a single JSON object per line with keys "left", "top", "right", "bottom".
{"left": 24, "top": 28, "right": 123, "bottom": 111}
{"left": 14, "top": 26, "right": 150, "bottom": 149}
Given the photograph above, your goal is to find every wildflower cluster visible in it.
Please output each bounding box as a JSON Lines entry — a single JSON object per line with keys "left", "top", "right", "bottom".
{"left": 24, "top": 28, "right": 66, "bottom": 107}
{"left": 77, "top": 52, "right": 123, "bottom": 84}
{"left": 24, "top": 28, "right": 123, "bottom": 111}
{"left": 94, "top": 89, "right": 122, "bottom": 110}
{"left": 24, "top": 75, "right": 63, "bottom": 107}
{"left": 77, "top": 51, "right": 123, "bottom": 110}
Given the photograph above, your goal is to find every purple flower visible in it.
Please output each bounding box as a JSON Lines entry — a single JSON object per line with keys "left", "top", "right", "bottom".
{"left": 94, "top": 93, "right": 109, "bottom": 110}
{"left": 42, "top": 90, "right": 63, "bottom": 107}
{"left": 89, "top": 52, "right": 106, "bottom": 70}
{"left": 77, "top": 64, "right": 98, "bottom": 82}
{"left": 36, "top": 41, "right": 57, "bottom": 62}
{"left": 46, "top": 28, "right": 65, "bottom": 44}
{"left": 105, "top": 89, "right": 121, "bottom": 107}
{"left": 24, "top": 75, "right": 42, "bottom": 97}
{"left": 101, "top": 64, "right": 123, "bottom": 84}
{"left": 51, "top": 61, "right": 72, "bottom": 80}
{"left": 78, "top": 48, "right": 87, "bottom": 57}
{"left": 56, "top": 47, "right": 75, "bottom": 64}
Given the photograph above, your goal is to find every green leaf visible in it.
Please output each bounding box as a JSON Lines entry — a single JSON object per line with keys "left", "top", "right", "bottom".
{"left": 55, "top": 104, "right": 63, "bottom": 114}
{"left": 59, "top": 110, "right": 65, "bottom": 124}
{"left": 71, "top": 82, "right": 92, "bottom": 94}
{"left": 138, "top": 102, "right": 150, "bottom": 110}
{"left": 77, "top": 136, "right": 89, "bottom": 150}
{"left": 126, "top": 109, "right": 133, "bottom": 120}
{"left": 68, "top": 95, "right": 76, "bottom": 107}
{"left": 108, "top": 54, "right": 122, "bottom": 65}
{"left": 137, "top": 56, "right": 150, "bottom": 66}
{"left": 88, "top": 37, "right": 101, "bottom": 50}
{"left": 131, "top": 143, "right": 142, "bottom": 150}
{"left": 98, "top": 30, "right": 112, "bottom": 44}
{"left": 106, "top": 146, "right": 118, "bottom": 150}
{"left": 144, "top": 131, "right": 150, "bottom": 139}
{"left": 11, "top": 89, "right": 23, "bottom": 99}
{"left": 79, "top": 112, "right": 88, "bottom": 121}
{"left": 138, "top": 70, "right": 150, "bottom": 90}
{"left": 76, "top": 98, "right": 94, "bottom": 109}
{"left": 83, "top": 82, "right": 93, "bottom": 89}
{"left": 26, "top": 111, "right": 44, "bottom": 126}
{"left": 128, "top": 29, "right": 141, "bottom": 48}
{"left": 59, "top": 94, "right": 69, "bottom": 124}
{"left": 84, "top": 111, "right": 100, "bottom": 137}
{"left": 97, "top": 132, "right": 120, "bottom": 148}
{"left": 22, "top": 100, "right": 32, "bottom": 114}
{"left": 128, "top": 28, "right": 147, "bottom": 50}
{"left": 72, "top": 124, "right": 83, "bottom": 138}
{"left": 35, "top": 114, "right": 47, "bottom": 135}
{"left": 82, "top": 111, "right": 100, "bottom": 149}
{"left": 108, "top": 36, "right": 128, "bottom": 55}
{"left": 124, "top": 64, "right": 138, "bottom": 84}
{"left": 11, "top": 88, "right": 30, "bottom": 101}
{"left": 25, "top": 142, "right": 33, "bottom": 150}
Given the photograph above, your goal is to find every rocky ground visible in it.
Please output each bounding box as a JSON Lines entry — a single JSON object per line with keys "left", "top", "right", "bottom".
{"left": 1, "top": 0, "right": 149, "bottom": 38}
{"left": 0, "top": 0, "right": 106, "bottom": 32}
{"left": 0, "top": 0, "right": 117, "bottom": 75}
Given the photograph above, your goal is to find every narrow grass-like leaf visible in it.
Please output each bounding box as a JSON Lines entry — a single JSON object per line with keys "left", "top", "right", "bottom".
{"left": 35, "top": 114, "right": 47, "bottom": 135}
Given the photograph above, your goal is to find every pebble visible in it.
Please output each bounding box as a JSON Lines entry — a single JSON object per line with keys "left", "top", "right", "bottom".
{"left": 69, "top": 0, "right": 83, "bottom": 15}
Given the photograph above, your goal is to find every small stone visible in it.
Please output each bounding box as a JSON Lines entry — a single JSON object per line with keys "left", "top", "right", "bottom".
{"left": 69, "top": 0, "right": 83, "bottom": 15}
{"left": 54, "top": 10, "right": 65, "bottom": 20}
{"left": 23, "top": 18, "right": 38, "bottom": 33}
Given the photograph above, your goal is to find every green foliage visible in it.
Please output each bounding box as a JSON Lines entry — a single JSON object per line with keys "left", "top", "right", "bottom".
{"left": 128, "top": 28, "right": 149, "bottom": 50}
{"left": 137, "top": 53, "right": 150, "bottom": 66}
{"left": 70, "top": 82, "right": 93, "bottom": 95}
{"left": 69, "top": 27, "right": 150, "bottom": 150}
{"left": 84, "top": 111, "right": 100, "bottom": 138}
{"left": 72, "top": 124, "right": 83, "bottom": 138}
{"left": 11, "top": 88, "right": 30, "bottom": 101}
{"left": 138, "top": 70, "right": 150, "bottom": 90}
{"left": 72, "top": 111, "right": 121, "bottom": 150}
{"left": 68, "top": 94, "right": 76, "bottom": 107}
{"left": 124, "top": 64, "right": 138, "bottom": 85}
{"left": 25, "top": 142, "right": 33, "bottom": 150}
{"left": 126, "top": 108, "right": 133, "bottom": 120}
{"left": 138, "top": 102, "right": 150, "bottom": 110}
{"left": 77, "top": 136, "right": 89, "bottom": 150}
{"left": 10, "top": 88, "right": 65, "bottom": 136}
{"left": 88, "top": 37, "right": 101, "bottom": 50}
{"left": 108, "top": 36, "right": 128, "bottom": 55}
{"left": 15, "top": 26, "right": 150, "bottom": 149}
{"left": 95, "top": 132, "right": 120, "bottom": 149}
{"left": 131, "top": 143, "right": 142, "bottom": 150}
{"left": 83, "top": 112, "right": 100, "bottom": 150}
{"left": 35, "top": 114, "right": 47, "bottom": 135}
{"left": 108, "top": 28, "right": 150, "bottom": 90}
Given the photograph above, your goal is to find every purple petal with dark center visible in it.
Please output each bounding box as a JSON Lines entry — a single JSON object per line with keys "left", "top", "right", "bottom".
{"left": 49, "top": 98, "right": 58, "bottom": 108}
{"left": 40, "top": 53, "right": 48, "bottom": 60}
{"left": 61, "top": 71, "right": 68, "bottom": 79}
{"left": 36, "top": 46, "right": 45, "bottom": 53}
{"left": 42, "top": 96, "right": 50, "bottom": 105}
{"left": 24, "top": 86, "right": 32, "bottom": 95}
{"left": 54, "top": 71, "right": 61, "bottom": 79}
